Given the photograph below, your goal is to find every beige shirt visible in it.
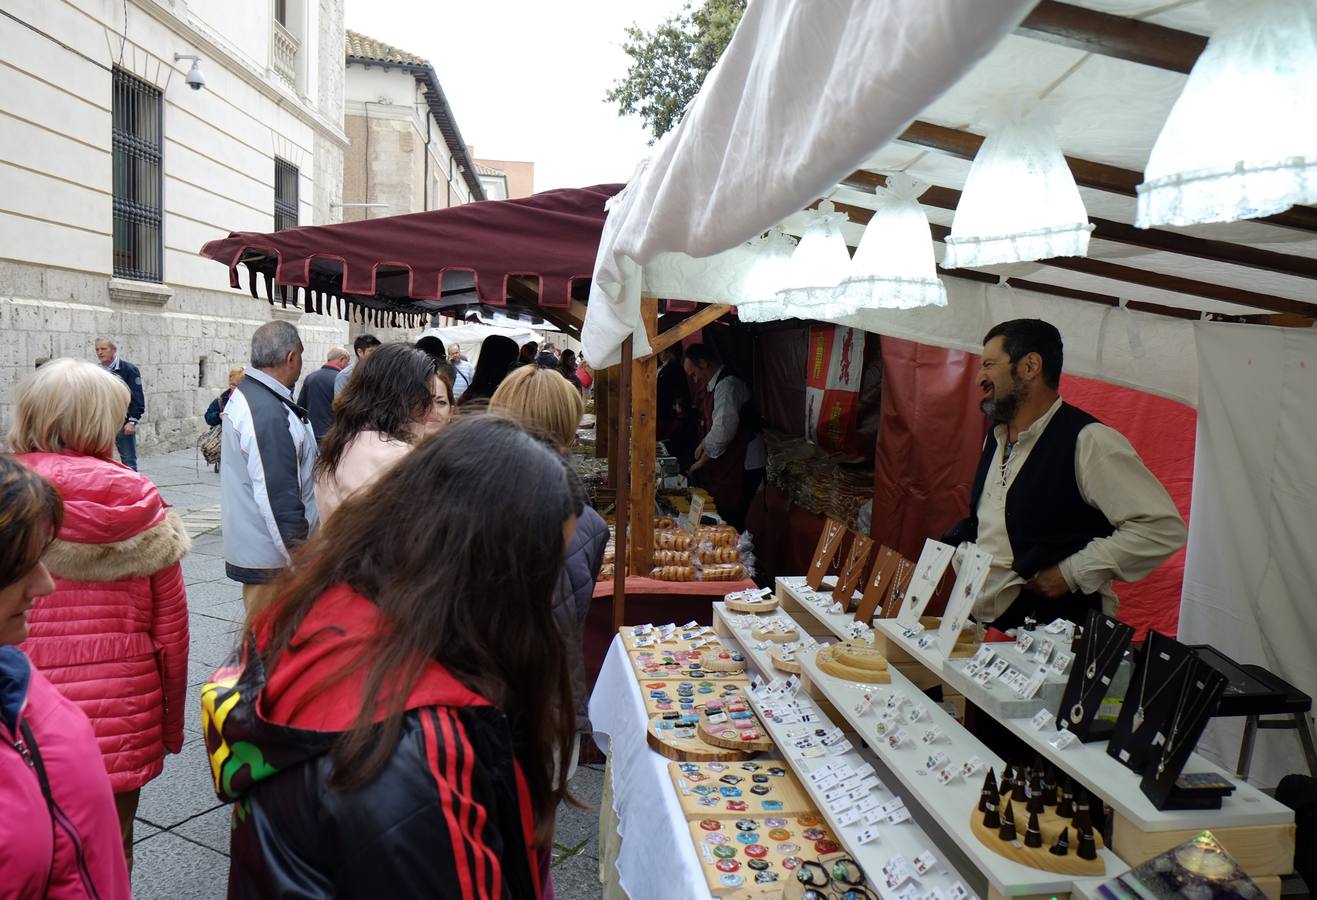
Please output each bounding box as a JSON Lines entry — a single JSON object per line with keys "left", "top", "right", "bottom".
{"left": 314, "top": 431, "right": 412, "bottom": 522}
{"left": 966, "top": 397, "right": 1187, "bottom": 623}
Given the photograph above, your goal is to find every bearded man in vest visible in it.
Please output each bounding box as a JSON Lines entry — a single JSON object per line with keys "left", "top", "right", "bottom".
{"left": 943, "top": 319, "right": 1187, "bottom": 632}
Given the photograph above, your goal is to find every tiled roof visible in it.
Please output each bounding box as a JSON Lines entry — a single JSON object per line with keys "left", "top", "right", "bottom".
{"left": 475, "top": 162, "right": 506, "bottom": 177}
{"left": 345, "top": 30, "right": 427, "bottom": 66}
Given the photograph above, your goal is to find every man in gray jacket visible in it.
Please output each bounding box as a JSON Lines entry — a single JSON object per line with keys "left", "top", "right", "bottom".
{"left": 221, "top": 321, "right": 318, "bottom": 611}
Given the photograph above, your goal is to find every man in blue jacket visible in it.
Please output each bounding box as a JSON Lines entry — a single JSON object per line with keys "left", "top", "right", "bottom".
{"left": 94, "top": 337, "right": 145, "bottom": 470}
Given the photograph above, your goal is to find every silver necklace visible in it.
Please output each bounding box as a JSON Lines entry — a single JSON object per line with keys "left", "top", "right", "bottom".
{"left": 814, "top": 522, "right": 844, "bottom": 570}
{"left": 1156, "top": 673, "right": 1218, "bottom": 776}
{"left": 1132, "top": 644, "right": 1192, "bottom": 732}
{"left": 1068, "top": 629, "right": 1126, "bottom": 724}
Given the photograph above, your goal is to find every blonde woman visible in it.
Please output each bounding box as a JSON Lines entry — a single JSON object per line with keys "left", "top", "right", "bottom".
{"left": 8, "top": 358, "right": 190, "bottom": 873}
{"left": 490, "top": 366, "right": 608, "bottom": 760}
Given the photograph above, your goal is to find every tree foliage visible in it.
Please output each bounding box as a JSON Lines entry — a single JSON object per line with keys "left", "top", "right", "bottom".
{"left": 606, "top": 0, "right": 747, "bottom": 144}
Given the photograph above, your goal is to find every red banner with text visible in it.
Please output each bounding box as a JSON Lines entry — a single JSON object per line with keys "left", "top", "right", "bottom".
{"left": 806, "top": 324, "right": 865, "bottom": 455}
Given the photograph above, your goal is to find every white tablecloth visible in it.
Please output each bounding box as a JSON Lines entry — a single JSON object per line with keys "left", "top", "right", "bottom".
{"left": 589, "top": 636, "right": 714, "bottom": 900}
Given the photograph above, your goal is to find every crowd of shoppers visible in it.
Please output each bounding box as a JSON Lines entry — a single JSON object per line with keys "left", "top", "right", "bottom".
{"left": 0, "top": 322, "right": 600, "bottom": 897}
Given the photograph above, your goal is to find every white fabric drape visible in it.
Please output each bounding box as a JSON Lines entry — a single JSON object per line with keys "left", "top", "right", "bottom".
{"left": 583, "top": 0, "right": 1038, "bottom": 367}
{"left": 1177, "top": 323, "right": 1317, "bottom": 788}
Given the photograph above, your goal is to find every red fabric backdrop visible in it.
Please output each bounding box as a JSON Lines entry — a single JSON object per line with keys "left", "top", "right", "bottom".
{"left": 871, "top": 337, "right": 1195, "bottom": 640}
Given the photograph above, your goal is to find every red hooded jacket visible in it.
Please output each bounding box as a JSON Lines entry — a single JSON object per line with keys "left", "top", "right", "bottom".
{"left": 18, "top": 451, "right": 191, "bottom": 792}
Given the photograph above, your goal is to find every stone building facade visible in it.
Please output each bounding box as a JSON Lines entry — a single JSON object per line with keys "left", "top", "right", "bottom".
{"left": 0, "top": 0, "right": 349, "bottom": 453}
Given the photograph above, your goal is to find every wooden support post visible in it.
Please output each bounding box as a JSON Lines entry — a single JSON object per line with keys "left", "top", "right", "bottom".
{"left": 594, "top": 365, "right": 612, "bottom": 463}
{"left": 612, "top": 336, "right": 633, "bottom": 633}
{"left": 627, "top": 299, "right": 659, "bottom": 578}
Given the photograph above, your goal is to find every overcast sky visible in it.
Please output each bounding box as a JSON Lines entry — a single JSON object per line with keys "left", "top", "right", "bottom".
{"left": 344, "top": 0, "right": 690, "bottom": 193}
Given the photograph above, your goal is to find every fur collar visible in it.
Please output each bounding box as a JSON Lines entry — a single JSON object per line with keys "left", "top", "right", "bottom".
{"left": 44, "top": 512, "right": 191, "bottom": 582}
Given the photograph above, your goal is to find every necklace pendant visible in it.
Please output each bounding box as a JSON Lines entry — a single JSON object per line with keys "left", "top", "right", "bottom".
{"left": 1133, "top": 708, "right": 1145, "bottom": 731}
{"left": 1085, "top": 662, "right": 1097, "bottom": 680}
{"left": 1070, "top": 703, "right": 1085, "bottom": 724}
{"left": 1157, "top": 758, "right": 1166, "bottom": 777}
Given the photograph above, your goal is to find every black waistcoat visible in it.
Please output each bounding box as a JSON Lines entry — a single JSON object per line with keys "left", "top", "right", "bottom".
{"left": 966, "top": 402, "right": 1115, "bottom": 580}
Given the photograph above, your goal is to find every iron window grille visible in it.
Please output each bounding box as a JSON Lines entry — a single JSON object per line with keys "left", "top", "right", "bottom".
{"left": 275, "top": 158, "right": 299, "bottom": 232}
{"left": 112, "top": 68, "right": 164, "bottom": 283}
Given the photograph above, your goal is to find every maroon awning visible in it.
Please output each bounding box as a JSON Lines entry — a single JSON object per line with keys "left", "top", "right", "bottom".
{"left": 199, "top": 184, "right": 623, "bottom": 323}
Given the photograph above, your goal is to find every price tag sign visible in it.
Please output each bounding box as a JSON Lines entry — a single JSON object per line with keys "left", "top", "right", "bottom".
{"left": 683, "top": 494, "right": 705, "bottom": 533}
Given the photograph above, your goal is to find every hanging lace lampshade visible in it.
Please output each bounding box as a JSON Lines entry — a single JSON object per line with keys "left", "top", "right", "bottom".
{"left": 737, "top": 227, "right": 797, "bottom": 322}
{"left": 777, "top": 200, "right": 855, "bottom": 319}
{"left": 942, "top": 100, "right": 1093, "bottom": 267}
{"left": 1137, "top": 0, "right": 1317, "bottom": 227}
{"left": 842, "top": 174, "right": 947, "bottom": 310}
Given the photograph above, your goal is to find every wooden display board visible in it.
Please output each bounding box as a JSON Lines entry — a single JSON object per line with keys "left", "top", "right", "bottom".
{"left": 647, "top": 716, "right": 753, "bottom": 762}
{"left": 831, "top": 532, "right": 874, "bottom": 608}
{"left": 685, "top": 814, "right": 840, "bottom": 897}
{"left": 619, "top": 624, "right": 726, "bottom": 654}
{"left": 698, "top": 707, "right": 777, "bottom": 753}
{"left": 814, "top": 640, "right": 892, "bottom": 684}
{"left": 725, "top": 594, "right": 779, "bottom": 614}
{"left": 750, "top": 622, "right": 799, "bottom": 643}
{"left": 640, "top": 678, "right": 750, "bottom": 718}
{"left": 969, "top": 798, "right": 1106, "bottom": 877}
{"left": 669, "top": 760, "right": 816, "bottom": 819}
{"left": 629, "top": 647, "right": 747, "bottom": 681}
{"left": 805, "top": 518, "right": 848, "bottom": 590}
{"left": 854, "top": 546, "right": 901, "bottom": 623}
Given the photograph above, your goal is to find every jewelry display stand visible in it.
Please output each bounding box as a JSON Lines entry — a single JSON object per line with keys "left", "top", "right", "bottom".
{"left": 814, "top": 640, "right": 892, "bottom": 684}
{"left": 668, "top": 760, "right": 816, "bottom": 819}
{"left": 968, "top": 795, "right": 1105, "bottom": 877}
{"left": 1139, "top": 659, "right": 1229, "bottom": 810}
{"left": 1106, "top": 631, "right": 1196, "bottom": 775}
{"left": 878, "top": 557, "right": 915, "bottom": 621}
{"left": 1055, "top": 611, "right": 1134, "bottom": 742}
{"left": 832, "top": 532, "right": 874, "bottom": 609}
{"left": 648, "top": 715, "right": 754, "bottom": 762}
{"left": 805, "top": 518, "right": 849, "bottom": 591}
{"left": 854, "top": 545, "right": 900, "bottom": 623}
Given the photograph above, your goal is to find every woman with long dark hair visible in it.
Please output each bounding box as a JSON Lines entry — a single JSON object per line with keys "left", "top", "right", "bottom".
{"left": 315, "top": 343, "right": 452, "bottom": 520}
{"left": 458, "top": 334, "right": 520, "bottom": 408}
{"left": 203, "top": 416, "right": 581, "bottom": 897}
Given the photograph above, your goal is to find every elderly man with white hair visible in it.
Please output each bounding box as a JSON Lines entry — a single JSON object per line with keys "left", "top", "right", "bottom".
{"left": 221, "top": 321, "right": 318, "bottom": 611}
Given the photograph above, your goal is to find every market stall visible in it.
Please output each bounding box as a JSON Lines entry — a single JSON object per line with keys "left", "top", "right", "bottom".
{"left": 583, "top": 0, "right": 1315, "bottom": 896}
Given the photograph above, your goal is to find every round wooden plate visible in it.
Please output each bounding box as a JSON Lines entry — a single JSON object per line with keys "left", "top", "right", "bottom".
{"left": 725, "top": 595, "right": 779, "bottom": 614}
{"left": 750, "top": 624, "right": 800, "bottom": 643}
{"left": 647, "top": 717, "right": 751, "bottom": 762}
{"left": 815, "top": 640, "right": 892, "bottom": 684}
{"left": 697, "top": 711, "right": 776, "bottom": 753}
{"left": 968, "top": 799, "right": 1105, "bottom": 877}
{"left": 768, "top": 647, "right": 801, "bottom": 674}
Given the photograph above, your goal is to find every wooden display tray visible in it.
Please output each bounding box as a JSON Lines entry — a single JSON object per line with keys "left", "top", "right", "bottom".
{"left": 648, "top": 716, "right": 754, "bottom": 762}
{"left": 640, "top": 678, "right": 750, "bottom": 718}
{"left": 1110, "top": 815, "right": 1297, "bottom": 878}
{"left": 969, "top": 798, "right": 1106, "bottom": 878}
{"left": 619, "top": 625, "right": 727, "bottom": 654}
{"left": 668, "top": 760, "right": 816, "bottom": 819}
{"left": 686, "top": 813, "right": 841, "bottom": 897}
{"left": 751, "top": 623, "right": 799, "bottom": 643}
{"left": 698, "top": 707, "right": 777, "bottom": 753}
{"left": 629, "top": 647, "right": 747, "bottom": 681}
{"left": 814, "top": 641, "right": 892, "bottom": 685}
{"left": 725, "top": 594, "right": 779, "bottom": 614}
{"left": 768, "top": 646, "right": 801, "bottom": 674}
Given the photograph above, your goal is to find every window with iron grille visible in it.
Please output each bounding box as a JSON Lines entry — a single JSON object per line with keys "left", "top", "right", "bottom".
{"left": 112, "top": 69, "right": 164, "bottom": 282}
{"left": 275, "top": 159, "right": 299, "bottom": 231}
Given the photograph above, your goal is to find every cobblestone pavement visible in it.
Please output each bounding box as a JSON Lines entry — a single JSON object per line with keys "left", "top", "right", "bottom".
{"left": 132, "top": 449, "right": 605, "bottom": 899}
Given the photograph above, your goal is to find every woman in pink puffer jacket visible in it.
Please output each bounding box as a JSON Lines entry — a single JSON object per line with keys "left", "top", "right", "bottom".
{"left": 0, "top": 454, "right": 131, "bottom": 899}
{"left": 8, "top": 359, "right": 190, "bottom": 875}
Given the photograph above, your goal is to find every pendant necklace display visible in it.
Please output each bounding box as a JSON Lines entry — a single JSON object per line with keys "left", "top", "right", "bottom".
{"left": 1069, "top": 626, "right": 1125, "bottom": 724}
{"left": 815, "top": 522, "right": 844, "bottom": 571}
{"left": 1131, "top": 646, "right": 1191, "bottom": 732}
{"left": 884, "top": 559, "right": 913, "bottom": 617}
{"left": 1156, "top": 672, "right": 1219, "bottom": 776}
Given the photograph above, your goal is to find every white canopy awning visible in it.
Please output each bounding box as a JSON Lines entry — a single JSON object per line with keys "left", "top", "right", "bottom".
{"left": 584, "top": 0, "right": 1317, "bottom": 408}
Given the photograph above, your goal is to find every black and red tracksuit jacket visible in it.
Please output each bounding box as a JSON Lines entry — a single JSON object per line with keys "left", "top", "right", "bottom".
{"left": 202, "top": 584, "right": 544, "bottom": 899}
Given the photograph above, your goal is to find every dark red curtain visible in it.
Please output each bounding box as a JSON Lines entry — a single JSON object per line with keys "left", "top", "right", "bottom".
{"left": 871, "top": 338, "right": 986, "bottom": 559}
